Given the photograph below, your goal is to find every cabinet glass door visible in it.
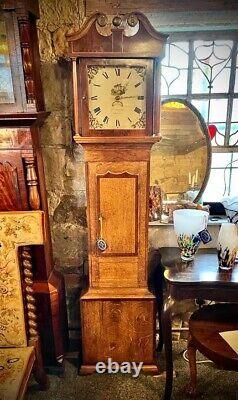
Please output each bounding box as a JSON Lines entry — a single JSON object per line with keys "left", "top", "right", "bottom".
{"left": 0, "top": 20, "right": 14, "bottom": 104}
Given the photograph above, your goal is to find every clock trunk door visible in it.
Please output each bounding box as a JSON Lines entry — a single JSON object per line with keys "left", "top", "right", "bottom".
{"left": 87, "top": 161, "right": 148, "bottom": 289}
{"left": 98, "top": 172, "right": 138, "bottom": 255}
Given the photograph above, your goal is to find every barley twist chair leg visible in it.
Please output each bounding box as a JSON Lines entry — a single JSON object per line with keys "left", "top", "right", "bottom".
{"left": 22, "top": 247, "right": 49, "bottom": 391}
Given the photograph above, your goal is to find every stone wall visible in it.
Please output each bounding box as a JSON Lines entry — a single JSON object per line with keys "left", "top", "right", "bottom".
{"left": 37, "top": 0, "right": 87, "bottom": 342}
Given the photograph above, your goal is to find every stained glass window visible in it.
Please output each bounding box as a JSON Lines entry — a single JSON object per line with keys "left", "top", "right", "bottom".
{"left": 203, "top": 153, "right": 238, "bottom": 201}
{"left": 161, "top": 36, "right": 238, "bottom": 200}
{"left": 161, "top": 42, "right": 189, "bottom": 96}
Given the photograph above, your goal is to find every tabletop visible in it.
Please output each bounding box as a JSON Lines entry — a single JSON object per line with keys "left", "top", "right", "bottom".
{"left": 160, "top": 247, "right": 238, "bottom": 286}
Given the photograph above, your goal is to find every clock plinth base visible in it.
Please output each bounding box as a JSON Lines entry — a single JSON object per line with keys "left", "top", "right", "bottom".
{"left": 78, "top": 364, "right": 159, "bottom": 375}
{"left": 80, "top": 290, "right": 157, "bottom": 371}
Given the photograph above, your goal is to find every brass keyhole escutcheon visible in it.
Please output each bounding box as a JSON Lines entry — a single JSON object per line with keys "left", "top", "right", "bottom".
{"left": 96, "top": 214, "right": 107, "bottom": 251}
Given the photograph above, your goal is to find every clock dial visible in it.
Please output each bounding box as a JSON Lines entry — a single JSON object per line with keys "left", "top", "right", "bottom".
{"left": 87, "top": 65, "right": 146, "bottom": 130}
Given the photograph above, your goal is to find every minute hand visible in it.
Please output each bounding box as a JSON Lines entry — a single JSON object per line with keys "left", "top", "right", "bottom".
{"left": 117, "top": 95, "right": 140, "bottom": 100}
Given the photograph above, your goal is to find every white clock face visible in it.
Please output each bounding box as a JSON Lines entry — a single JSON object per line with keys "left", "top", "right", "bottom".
{"left": 87, "top": 65, "right": 147, "bottom": 130}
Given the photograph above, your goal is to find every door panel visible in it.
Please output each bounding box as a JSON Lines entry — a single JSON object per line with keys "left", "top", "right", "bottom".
{"left": 87, "top": 160, "right": 149, "bottom": 288}
{"left": 98, "top": 258, "right": 138, "bottom": 287}
{"left": 98, "top": 173, "right": 138, "bottom": 255}
{"left": 81, "top": 299, "right": 155, "bottom": 364}
{"left": 0, "top": 152, "right": 28, "bottom": 210}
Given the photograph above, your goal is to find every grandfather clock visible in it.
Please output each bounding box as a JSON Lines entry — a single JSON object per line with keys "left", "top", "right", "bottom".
{"left": 0, "top": 1, "right": 67, "bottom": 369}
{"left": 67, "top": 13, "right": 167, "bottom": 373}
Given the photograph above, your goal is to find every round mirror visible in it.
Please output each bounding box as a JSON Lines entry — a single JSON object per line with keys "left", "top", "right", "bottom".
{"left": 150, "top": 99, "right": 211, "bottom": 220}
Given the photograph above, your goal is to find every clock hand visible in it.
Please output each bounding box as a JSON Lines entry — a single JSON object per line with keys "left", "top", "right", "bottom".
{"left": 115, "top": 95, "right": 139, "bottom": 100}
{"left": 123, "top": 96, "right": 140, "bottom": 99}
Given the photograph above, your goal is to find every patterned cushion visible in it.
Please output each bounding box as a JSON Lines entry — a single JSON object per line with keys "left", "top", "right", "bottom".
{"left": 0, "top": 211, "right": 45, "bottom": 347}
{"left": 0, "top": 347, "right": 35, "bottom": 400}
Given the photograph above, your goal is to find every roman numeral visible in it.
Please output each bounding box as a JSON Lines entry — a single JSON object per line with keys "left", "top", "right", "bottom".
{"left": 102, "top": 71, "right": 109, "bottom": 79}
{"left": 91, "top": 96, "right": 98, "bottom": 100}
{"left": 103, "top": 116, "right": 109, "bottom": 124}
{"left": 115, "top": 68, "right": 120, "bottom": 76}
{"left": 128, "top": 117, "right": 132, "bottom": 122}
{"left": 135, "top": 82, "right": 142, "bottom": 88}
{"left": 127, "top": 71, "right": 132, "bottom": 79}
{"left": 94, "top": 107, "right": 101, "bottom": 115}
{"left": 93, "top": 83, "right": 101, "bottom": 87}
{"left": 116, "top": 119, "right": 120, "bottom": 127}
{"left": 134, "top": 107, "right": 141, "bottom": 114}
{"left": 138, "top": 96, "right": 144, "bottom": 100}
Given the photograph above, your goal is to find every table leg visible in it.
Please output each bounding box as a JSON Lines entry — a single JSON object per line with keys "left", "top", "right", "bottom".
{"left": 161, "top": 295, "right": 174, "bottom": 400}
{"left": 157, "top": 297, "right": 164, "bottom": 352}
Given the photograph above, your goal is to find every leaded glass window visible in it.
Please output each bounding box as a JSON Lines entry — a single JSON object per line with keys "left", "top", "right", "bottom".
{"left": 161, "top": 35, "right": 238, "bottom": 200}
{"left": 161, "top": 38, "right": 238, "bottom": 147}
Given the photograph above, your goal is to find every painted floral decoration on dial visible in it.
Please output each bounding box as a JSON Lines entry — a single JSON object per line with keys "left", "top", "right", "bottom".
{"left": 87, "top": 65, "right": 146, "bottom": 130}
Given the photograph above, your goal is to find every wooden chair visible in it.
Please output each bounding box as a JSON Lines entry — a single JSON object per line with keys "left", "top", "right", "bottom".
{"left": 0, "top": 211, "right": 49, "bottom": 400}
{"left": 185, "top": 303, "right": 238, "bottom": 397}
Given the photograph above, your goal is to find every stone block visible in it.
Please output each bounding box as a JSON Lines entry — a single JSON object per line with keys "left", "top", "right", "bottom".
{"left": 64, "top": 272, "right": 87, "bottom": 330}
{"left": 42, "top": 147, "right": 66, "bottom": 193}
{"left": 40, "top": 62, "right": 72, "bottom": 113}
{"left": 40, "top": 111, "right": 71, "bottom": 147}
{"left": 53, "top": 195, "right": 87, "bottom": 226}
{"left": 37, "top": 28, "right": 53, "bottom": 62}
{"left": 64, "top": 157, "right": 86, "bottom": 192}
{"left": 73, "top": 145, "right": 85, "bottom": 162}
{"left": 38, "top": 0, "right": 84, "bottom": 60}
{"left": 51, "top": 222, "right": 87, "bottom": 270}
{"left": 46, "top": 191, "right": 61, "bottom": 217}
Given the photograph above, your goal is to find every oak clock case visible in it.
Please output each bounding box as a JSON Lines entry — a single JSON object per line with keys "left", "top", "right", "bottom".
{"left": 67, "top": 12, "right": 167, "bottom": 373}
{"left": 79, "top": 59, "right": 154, "bottom": 135}
{"left": 0, "top": 2, "right": 67, "bottom": 369}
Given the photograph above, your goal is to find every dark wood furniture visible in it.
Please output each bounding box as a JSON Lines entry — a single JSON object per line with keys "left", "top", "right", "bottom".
{"left": 186, "top": 303, "right": 238, "bottom": 397}
{"left": 67, "top": 13, "right": 167, "bottom": 373}
{"left": 0, "top": 1, "right": 67, "bottom": 369}
{"left": 159, "top": 247, "right": 238, "bottom": 400}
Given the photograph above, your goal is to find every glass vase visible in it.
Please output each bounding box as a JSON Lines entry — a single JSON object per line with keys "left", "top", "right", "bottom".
{"left": 173, "top": 209, "right": 209, "bottom": 262}
{"left": 217, "top": 223, "right": 238, "bottom": 270}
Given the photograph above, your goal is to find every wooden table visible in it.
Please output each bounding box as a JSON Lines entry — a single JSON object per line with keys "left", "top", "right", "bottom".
{"left": 159, "top": 247, "right": 238, "bottom": 400}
